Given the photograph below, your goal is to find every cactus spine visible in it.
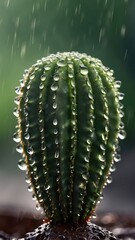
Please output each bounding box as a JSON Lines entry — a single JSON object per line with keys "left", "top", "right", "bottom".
{"left": 14, "top": 52, "right": 125, "bottom": 223}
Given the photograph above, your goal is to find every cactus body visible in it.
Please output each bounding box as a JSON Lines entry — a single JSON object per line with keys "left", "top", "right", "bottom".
{"left": 14, "top": 52, "right": 125, "bottom": 223}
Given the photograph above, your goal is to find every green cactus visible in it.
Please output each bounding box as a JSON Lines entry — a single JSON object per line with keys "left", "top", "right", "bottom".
{"left": 14, "top": 52, "right": 125, "bottom": 223}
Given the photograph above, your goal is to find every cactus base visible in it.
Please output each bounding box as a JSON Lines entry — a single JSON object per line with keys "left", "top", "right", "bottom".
{"left": 24, "top": 222, "right": 118, "bottom": 240}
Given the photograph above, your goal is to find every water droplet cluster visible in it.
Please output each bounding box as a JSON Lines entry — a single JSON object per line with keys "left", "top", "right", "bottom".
{"left": 14, "top": 52, "right": 125, "bottom": 223}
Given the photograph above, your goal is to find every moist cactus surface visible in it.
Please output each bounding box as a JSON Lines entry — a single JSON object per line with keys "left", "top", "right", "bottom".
{"left": 14, "top": 52, "right": 125, "bottom": 223}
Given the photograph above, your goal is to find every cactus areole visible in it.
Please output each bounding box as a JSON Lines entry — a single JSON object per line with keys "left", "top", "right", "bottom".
{"left": 14, "top": 52, "right": 125, "bottom": 223}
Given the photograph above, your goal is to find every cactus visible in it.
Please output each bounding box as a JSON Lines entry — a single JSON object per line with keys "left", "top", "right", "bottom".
{"left": 14, "top": 52, "right": 125, "bottom": 223}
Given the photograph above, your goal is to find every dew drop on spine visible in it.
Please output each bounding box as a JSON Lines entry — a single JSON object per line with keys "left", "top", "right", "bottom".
{"left": 18, "top": 159, "right": 27, "bottom": 171}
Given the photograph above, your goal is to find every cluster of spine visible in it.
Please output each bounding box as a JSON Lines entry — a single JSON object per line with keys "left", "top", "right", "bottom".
{"left": 13, "top": 52, "right": 126, "bottom": 223}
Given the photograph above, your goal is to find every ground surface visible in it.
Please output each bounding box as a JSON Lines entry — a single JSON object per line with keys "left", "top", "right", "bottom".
{"left": 0, "top": 212, "right": 135, "bottom": 239}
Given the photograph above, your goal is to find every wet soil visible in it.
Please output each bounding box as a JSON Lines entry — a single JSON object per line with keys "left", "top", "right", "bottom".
{"left": 0, "top": 210, "right": 135, "bottom": 239}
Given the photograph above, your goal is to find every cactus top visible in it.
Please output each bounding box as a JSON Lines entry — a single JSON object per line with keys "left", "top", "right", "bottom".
{"left": 14, "top": 52, "right": 125, "bottom": 223}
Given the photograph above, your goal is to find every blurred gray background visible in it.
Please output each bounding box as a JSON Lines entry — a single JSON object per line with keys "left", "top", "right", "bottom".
{"left": 0, "top": 0, "right": 135, "bottom": 216}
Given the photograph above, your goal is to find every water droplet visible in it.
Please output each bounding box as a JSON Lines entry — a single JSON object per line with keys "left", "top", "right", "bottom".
{"left": 52, "top": 94, "right": 56, "bottom": 100}
{"left": 82, "top": 174, "right": 88, "bottom": 181}
{"left": 70, "top": 79, "right": 75, "bottom": 88}
{"left": 53, "top": 119, "right": 58, "bottom": 126}
{"left": 27, "top": 84, "right": 30, "bottom": 90}
{"left": 86, "top": 80, "right": 91, "bottom": 87}
{"left": 13, "top": 108, "right": 19, "bottom": 117}
{"left": 115, "top": 81, "right": 121, "bottom": 88}
{"left": 54, "top": 151, "right": 59, "bottom": 158}
{"left": 32, "top": 194, "right": 36, "bottom": 200}
{"left": 18, "top": 159, "right": 27, "bottom": 171}
{"left": 103, "top": 113, "right": 108, "bottom": 121}
{"left": 26, "top": 121, "right": 30, "bottom": 127}
{"left": 13, "top": 132, "right": 20, "bottom": 143}
{"left": 41, "top": 74, "right": 46, "bottom": 81}
{"left": 100, "top": 194, "right": 104, "bottom": 200}
{"left": 16, "top": 144, "right": 23, "bottom": 154}
{"left": 39, "top": 83, "right": 44, "bottom": 89}
{"left": 118, "top": 92, "right": 124, "bottom": 100}
{"left": 53, "top": 129, "right": 58, "bottom": 135}
{"left": 39, "top": 198, "right": 44, "bottom": 204}
{"left": 53, "top": 103, "right": 57, "bottom": 109}
{"left": 100, "top": 144, "right": 105, "bottom": 151}
{"left": 40, "top": 127, "right": 44, "bottom": 133}
{"left": 68, "top": 73, "right": 73, "bottom": 78}
{"left": 30, "top": 74, "right": 35, "bottom": 80}
{"left": 41, "top": 142, "right": 46, "bottom": 150}
{"left": 44, "top": 65, "right": 50, "bottom": 71}
{"left": 57, "top": 60, "right": 65, "bottom": 67}
{"left": 84, "top": 156, "right": 89, "bottom": 163}
{"left": 14, "top": 96, "right": 20, "bottom": 105}
{"left": 79, "top": 182, "right": 85, "bottom": 189}
{"left": 34, "top": 175, "right": 39, "bottom": 181}
{"left": 20, "top": 79, "right": 24, "bottom": 87}
{"left": 86, "top": 139, "right": 91, "bottom": 145}
{"left": 15, "top": 86, "right": 21, "bottom": 95}
{"left": 87, "top": 145, "right": 90, "bottom": 152}
{"left": 110, "top": 165, "right": 116, "bottom": 172}
{"left": 114, "top": 154, "right": 121, "bottom": 162}
{"left": 29, "top": 158, "right": 36, "bottom": 166}
{"left": 24, "top": 133, "right": 30, "bottom": 140}
{"left": 27, "top": 147, "right": 34, "bottom": 155}
{"left": 46, "top": 185, "right": 51, "bottom": 191}
{"left": 92, "top": 214, "right": 96, "bottom": 219}
{"left": 88, "top": 93, "right": 93, "bottom": 100}
{"left": 120, "top": 121, "right": 124, "bottom": 129}
{"left": 99, "top": 155, "right": 105, "bottom": 162}
{"left": 28, "top": 184, "right": 33, "bottom": 192}
{"left": 91, "top": 132, "right": 96, "bottom": 140}
{"left": 54, "top": 75, "right": 59, "bottom": 81}
{"left": 55, "top": 138, "right": 59, "bottom": 144}
{"left": 120, "top": 102, "right": 124, "bottom": 109}
{"left": 25, "top": 176, "right": 31, "bottom": 184}
{"left": 80, "top": 67, "right": 88, "bottom": 76}
{"left": 51, "top": 83, "right": 58, "bottom": 91}
{"left": 25, "top": 97, "right": 29, "bottom": 103}
{"left": 118, "top": 130, "right": 126, "bottom": 140}
{"left": 36, "top": 203, "right": 41, "bottom": 211}
{"left": 120, "top": 110, "right": 124, "bottom": 118}
{"left": 34, "top": 64, "right": 39, "bottom": 71}
{"left": 68, "top": 63, "right": 73, "bottom": 69}
{"left": 107, "top": 176, "right": 112, "bottom": 184}
{"left": 33, "top": 165, "right": 37, "bottom": 172}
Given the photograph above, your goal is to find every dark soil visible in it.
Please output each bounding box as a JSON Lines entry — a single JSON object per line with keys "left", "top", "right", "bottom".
{"left": 0, "top": 210, "right": 135, "bottom": 239}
